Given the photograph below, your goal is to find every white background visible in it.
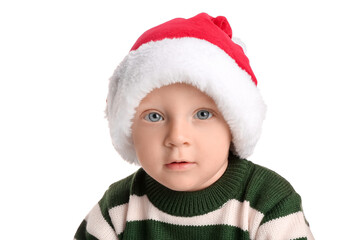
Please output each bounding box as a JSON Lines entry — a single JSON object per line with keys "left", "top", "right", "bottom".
{"left": 1, "top": 0, "right": 359, "bottom": 239}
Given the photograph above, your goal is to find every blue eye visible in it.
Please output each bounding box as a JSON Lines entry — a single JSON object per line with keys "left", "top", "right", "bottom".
{"left": 195, "top": 110, "right": 213, "bottom": 120}
{"left": 144, "top": 112, "right": 163, "bottom": 122}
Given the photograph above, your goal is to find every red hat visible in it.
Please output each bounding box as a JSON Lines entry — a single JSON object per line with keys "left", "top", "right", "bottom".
{"left": 106, "top": 13, "right": 266, "bottom": 165}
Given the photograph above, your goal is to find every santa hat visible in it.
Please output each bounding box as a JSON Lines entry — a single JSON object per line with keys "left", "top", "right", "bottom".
{"left": 105, "top": 13, "right": 266, "bottom": 165}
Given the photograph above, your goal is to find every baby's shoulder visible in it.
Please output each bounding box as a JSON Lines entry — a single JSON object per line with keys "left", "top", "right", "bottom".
{"left": 100, "top": 168, "right": 144, "bottom": 210}
{"left": 241, "top": 160, "right": 300, "bottom": 213}
{"left": 244, "top": 161, "right": 294, "bottom": 194}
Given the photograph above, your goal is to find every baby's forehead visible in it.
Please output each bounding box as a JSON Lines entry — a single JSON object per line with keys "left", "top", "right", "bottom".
{"left": 139, "top": 83, "right": 219, "bottom": 107}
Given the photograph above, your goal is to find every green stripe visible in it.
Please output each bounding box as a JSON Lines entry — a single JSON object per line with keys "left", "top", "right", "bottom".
{"left": 260, "top": 191, "right": 303, "bottom": 224}
{"left": 74, "top": 220, "right": 87, "bottom": 240}
{"left": 119, "top": 220, "right": 250, "bottom": 240}
{"left": 74, "top": 220, "right": 99, "bottom": 240}
{"left": 105, "top": 171, "right": 138, "bottom": 208}
{"left": 241, "top": 162, "right": 296, "bottom": 215}
{"left": 100, "top": 167, "right": 147, "bottom": 209}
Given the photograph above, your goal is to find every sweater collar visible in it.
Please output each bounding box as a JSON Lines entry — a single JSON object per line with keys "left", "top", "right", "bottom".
{"left": 144, "top": 153, "right": 249, "bottom": 217}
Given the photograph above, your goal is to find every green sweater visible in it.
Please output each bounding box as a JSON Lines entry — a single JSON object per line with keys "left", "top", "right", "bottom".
{"left": 74, "top": 154, "right": 314, "bottom": 240}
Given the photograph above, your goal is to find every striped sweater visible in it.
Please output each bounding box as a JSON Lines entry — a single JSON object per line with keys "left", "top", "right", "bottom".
{"left": 74, "top": 154, "right": 314, "bottom": 240}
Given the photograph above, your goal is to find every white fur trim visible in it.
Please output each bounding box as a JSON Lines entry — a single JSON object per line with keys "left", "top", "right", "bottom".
{"left": 106, "top": 37, "right": 266, "bottom": 165}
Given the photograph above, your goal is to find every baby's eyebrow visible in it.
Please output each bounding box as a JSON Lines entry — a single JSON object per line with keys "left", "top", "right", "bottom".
{"left": 135, "top": 103, "right": 157, "bottom": 111}
{"left": 198, "top": 102, "right": 220, "bottom": 110}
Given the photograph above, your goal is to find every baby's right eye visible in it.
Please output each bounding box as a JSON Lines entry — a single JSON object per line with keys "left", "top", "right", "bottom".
{"left": 144, "top": 112, "right": 164, "bottom": 122}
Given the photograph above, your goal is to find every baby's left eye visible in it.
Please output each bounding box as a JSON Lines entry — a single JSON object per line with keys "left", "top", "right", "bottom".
{"left": 195, "top": 110, "right": 213, "bottom": 120}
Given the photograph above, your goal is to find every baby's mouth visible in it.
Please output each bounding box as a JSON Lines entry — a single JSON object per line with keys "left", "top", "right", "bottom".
{"left": 165, "top": 160, "right": 195, "bottom": 170}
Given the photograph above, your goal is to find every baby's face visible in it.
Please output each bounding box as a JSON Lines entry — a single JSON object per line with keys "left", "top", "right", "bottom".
{"left": 131, "top": 83, "right": 232, "bottom": 191}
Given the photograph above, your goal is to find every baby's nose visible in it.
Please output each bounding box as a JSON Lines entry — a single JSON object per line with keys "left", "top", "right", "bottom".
{"left": 164, "top": 120, "right": 192, "bottom": 148}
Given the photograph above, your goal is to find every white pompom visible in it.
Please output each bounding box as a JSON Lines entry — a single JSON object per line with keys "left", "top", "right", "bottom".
{"left": 232, "top": 37, "right": 247, "bottom": 54}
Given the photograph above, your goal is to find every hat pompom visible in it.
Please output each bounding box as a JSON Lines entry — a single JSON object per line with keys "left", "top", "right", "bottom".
{"left": 232, "top": 36, "right": 247, "bottom": 54}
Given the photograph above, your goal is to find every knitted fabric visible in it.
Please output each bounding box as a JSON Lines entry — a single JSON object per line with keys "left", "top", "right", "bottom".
{"left": 74, "top": 154, "right": 314, "bottom": 240}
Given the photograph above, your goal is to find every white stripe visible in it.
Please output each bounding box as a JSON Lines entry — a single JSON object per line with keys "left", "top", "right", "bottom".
{"left": 255, "top": 211, "right": 315, "bottom": 240}
{"left": 85, "top": 203, "right": 118, "bottom": 240}
{"left": 110, "top": 195, "right": 264, "bottom": 236}
{"left": 108, "top": 203, "right": 129, "bottom": 235}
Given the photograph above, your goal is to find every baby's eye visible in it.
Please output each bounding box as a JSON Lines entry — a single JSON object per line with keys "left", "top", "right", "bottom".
{"left": 195, "top": 110, "right": 213, "bottom": 120}
{"left": 144, "top": 112, "right": 164, "bottom": 122}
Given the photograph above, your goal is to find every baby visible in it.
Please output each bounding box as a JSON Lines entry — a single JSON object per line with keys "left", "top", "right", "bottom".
{"left": 74, "top": 13, "right": 314, "bottom": 240}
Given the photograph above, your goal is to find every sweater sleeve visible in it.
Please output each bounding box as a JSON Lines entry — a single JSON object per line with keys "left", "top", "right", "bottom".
{"left": 243, "top": 162, "right": 315, "bottom": 240}
{"left": 254, "top": 192, "right": 314, "bottom": 240}
{"left": 74, "top": 172, "right": 136, "bottom": 240}
{"left": 74, "top": 203, "right": 119, "bottom": 240}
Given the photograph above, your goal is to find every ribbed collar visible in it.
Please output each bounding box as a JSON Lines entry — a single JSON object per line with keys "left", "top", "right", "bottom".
{"left": 144, "top": 153, "right": 249, "bottom": 217}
